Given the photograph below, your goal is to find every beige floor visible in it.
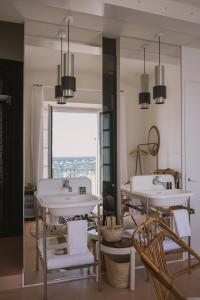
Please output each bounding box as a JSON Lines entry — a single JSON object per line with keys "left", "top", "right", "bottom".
{"left": 0, "top": 236, "right": 23, "bottom": 277}
{"left": 1, "top": 266, "right": 200, "bottom": 300}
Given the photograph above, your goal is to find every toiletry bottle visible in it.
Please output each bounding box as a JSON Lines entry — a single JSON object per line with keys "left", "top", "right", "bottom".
{"left": 177, "top": 179, "right": 180, "bottom": 189}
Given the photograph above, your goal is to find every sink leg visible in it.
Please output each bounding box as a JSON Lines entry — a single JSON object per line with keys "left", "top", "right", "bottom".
{"left": 43, "top": 208, "right": 47, "bottom": 300}
{"left": 35, "top": 200, "right": 39, "bottom": 272}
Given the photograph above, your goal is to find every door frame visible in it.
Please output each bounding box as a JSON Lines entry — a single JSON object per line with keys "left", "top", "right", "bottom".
{"left": 49, "top": 106, "right": 101, "bottom": 194}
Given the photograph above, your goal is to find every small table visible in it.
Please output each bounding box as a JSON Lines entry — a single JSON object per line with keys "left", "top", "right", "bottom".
{"left": 100, "top": 238, "right": 135, "bottom": 290}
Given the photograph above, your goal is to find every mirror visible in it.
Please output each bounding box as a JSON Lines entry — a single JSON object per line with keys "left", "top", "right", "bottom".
{"left": 120, "top": 36, "right": 181, "bottom": 177}
{"left": 148, "top": 125, "right": 160, "bottom": 156}
{"left": 23, "top": 21, "right": 102, "bottom": 285}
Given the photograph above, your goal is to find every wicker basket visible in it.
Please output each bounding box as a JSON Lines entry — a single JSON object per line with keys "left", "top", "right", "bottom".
{"left": 104, "top": 254, "right": 130, "bottom": 288}
{"left": 101, "top": 226, "right": 124, "bottom": 242}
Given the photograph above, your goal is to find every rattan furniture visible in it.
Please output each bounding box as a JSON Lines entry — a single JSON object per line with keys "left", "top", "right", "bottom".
{"left": 100, "top": 240, "right": 135, "bottom": 290}
{"left": 133, "top": 217, "right": 200, "bottom": 300}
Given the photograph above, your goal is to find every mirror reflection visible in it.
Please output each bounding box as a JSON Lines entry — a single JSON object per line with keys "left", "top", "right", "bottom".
{"left": 24, "top": 23, "right": 102, "bottom": 285}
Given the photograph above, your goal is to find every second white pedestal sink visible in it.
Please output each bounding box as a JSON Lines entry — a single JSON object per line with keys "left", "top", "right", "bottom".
{"left": 128, "top": 175, "right": 194, "bottom": 207}
{"left": 133, "top": 188, "right": 193, "bottom": 207}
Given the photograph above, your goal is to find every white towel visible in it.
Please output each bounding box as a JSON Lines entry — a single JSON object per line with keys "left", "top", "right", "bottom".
{"left": 67, "top": 220, "right": 89, "bottom": 255}
{"left": 173, "top": 209, "right": 191, "bottom": 238}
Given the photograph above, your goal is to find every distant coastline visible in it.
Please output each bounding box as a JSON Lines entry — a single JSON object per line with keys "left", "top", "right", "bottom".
{"left": 52, "top": 156, "right": 96, "bottom": 178}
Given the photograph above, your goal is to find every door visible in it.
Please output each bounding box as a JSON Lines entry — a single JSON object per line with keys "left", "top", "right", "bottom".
{"left": 184, "top": 81, "right": 200, "bottom": 254}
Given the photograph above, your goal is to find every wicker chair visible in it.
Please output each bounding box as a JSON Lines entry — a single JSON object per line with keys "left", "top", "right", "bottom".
{"left": 133, "top": 217, "right": 200, "bottom": 300}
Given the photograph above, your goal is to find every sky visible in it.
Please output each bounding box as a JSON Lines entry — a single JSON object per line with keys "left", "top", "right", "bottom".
{"left": 53, "top": 111, "right": 98, "bottom": 157}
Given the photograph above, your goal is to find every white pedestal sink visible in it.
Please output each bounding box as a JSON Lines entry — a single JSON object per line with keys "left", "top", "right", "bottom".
{"left": 38, "top": 193, "right": 102, "bottom": 216}
{"left": 128, "top": 175, "right": 194, "bottom": 207}
{"left": 35, "top": 177, "right": 102, "bottom": 217}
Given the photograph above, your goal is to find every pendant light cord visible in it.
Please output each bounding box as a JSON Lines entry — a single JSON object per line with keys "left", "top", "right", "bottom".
{"left": 144, "top": 47, "right": 146, "bottom": 75}
{"left": 60, "top": 34, "right": 63, "bottom": 78}
{"left": 68, "top": 20, "right": 70, "bottom": 76}
{"left": 159, "top": 36, "right": 161, "bottom": 66}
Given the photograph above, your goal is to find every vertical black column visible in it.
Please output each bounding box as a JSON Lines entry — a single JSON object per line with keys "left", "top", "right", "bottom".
{"left": 101, "top": 37, "right": 117, "bottom": 220}
{"left": 0, "top": 104, "right": 3, "bottom": 226}
{"left": 0, "top": 59, "right": 23, "bottom": 237}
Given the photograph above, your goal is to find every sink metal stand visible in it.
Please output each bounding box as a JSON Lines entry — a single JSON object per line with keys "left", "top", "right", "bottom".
{"left": 35, "top": 198, "right": 102, "bottom": 300}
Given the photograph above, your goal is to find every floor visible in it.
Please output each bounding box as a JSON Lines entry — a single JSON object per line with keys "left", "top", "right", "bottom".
{"left": 0, "top": 236, "right": 23, "bottom": 277}
{"left": 1, "top": 265, "right": 200, "bottom": 300}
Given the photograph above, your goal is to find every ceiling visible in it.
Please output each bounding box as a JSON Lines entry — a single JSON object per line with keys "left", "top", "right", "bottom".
{"left": 2, "top": 0, "right": 200, "bottom": 49}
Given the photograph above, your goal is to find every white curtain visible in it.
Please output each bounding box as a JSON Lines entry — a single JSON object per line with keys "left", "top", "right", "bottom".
{"left": 30, "top": 85, "right": 44, "bottom": 187}
{"left": 120, "top": 92, "right": 128, "bottom": 184}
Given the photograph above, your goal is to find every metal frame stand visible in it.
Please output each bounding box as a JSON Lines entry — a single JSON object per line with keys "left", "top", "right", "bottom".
{"left": 35, "top": 200, "right": 102, "bottom": 300}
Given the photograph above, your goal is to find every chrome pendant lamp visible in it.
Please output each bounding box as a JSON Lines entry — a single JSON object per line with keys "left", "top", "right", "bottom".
{"left": 153, "top": 34, "right": 166, "bottom": 104}
{"left": 55, "top": 32, "right": 66, "bottom": 104}
{"left": 139, "top": 47, "right": 151, "bottom": 109}
{"left": 61, "top": 16, "right": 76, "bottom": 98}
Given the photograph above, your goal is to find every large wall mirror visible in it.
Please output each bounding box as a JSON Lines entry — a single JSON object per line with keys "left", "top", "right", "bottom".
{"left": 120, "top": 36, "right": 181, "bottom": 182}
{"left": 23, "top": 20, "right": 102, "bottom": 285}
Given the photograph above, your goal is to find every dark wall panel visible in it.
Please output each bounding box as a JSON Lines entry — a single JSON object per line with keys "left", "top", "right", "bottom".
{"left": 0, "top": 21, "right": 24, "bottom": 238}
{"left": 102, "top": 37, "right": 117, "bottom": 219}
{"left": 0, "top": 59, "right": 23, "bottom": 237}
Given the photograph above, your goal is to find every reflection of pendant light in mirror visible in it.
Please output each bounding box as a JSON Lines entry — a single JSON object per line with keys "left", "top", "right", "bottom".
{"left": 139, "top": 47, "right": 151, "bottom": 109}
{"left": 153, "top": 34, "right": 166, "bottom": 104}
{"left": 62, "top": 16, "right": 76, "bottom": 98}
{"left": 55, "top": 32, "right": 66, "bottom": 104}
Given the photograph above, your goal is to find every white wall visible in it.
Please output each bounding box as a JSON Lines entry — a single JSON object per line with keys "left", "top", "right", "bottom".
{"left": 120, "top": 79, "right": 146, "bottom": 178}
{"left": 121, "top": 59, "right": 181, "bottom": 179}
{"left": 182, "top": 46, "right": 200, "bottom": 254}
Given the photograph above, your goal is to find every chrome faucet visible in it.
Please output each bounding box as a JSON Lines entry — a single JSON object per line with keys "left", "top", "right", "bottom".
{"left": 152, "top": 176, "right": 166, "bottom": 188}
{"left": 63, "top": 179, "right": 72, "bottom": 192}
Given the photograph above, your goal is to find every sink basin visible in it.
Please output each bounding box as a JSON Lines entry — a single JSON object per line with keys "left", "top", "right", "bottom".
{"left": 38, "top": 193, "right": 102, "bottom": 216}
{"left": 127, "top": 175, "right": 194, "bottom": 208}
{"left": 132, "top": 189, "right": 193, "bottom": 207}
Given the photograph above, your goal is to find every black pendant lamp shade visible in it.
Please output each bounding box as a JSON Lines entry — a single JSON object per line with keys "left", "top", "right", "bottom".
{"left": 153, "top": 36, "right": 166, "bottom": 104}
{"left": 55, "top": 64, "right": 66, "bottom": 104}
{"left": 62, "top": 18, "right": 76, "bottom": 98}
{"left": 139, "top": 48, "right": 150, "bottom": 109}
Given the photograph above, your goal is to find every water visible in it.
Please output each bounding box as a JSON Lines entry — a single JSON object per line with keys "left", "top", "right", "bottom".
{"left": 52, "top": 156, "right": 96, "bottom": 178}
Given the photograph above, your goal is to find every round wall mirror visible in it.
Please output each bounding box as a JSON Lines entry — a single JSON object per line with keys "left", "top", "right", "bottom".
{"left": 148, "top": 125, "right": 160, "bottom": 156}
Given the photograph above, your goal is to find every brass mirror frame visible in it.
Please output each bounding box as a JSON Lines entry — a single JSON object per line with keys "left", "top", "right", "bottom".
{"left": 148, "top": 125, "right": 160, "bottom": 156}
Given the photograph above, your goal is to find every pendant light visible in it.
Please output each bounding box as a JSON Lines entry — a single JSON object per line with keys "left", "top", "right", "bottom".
{"left": 55, "top": 32, "right": 66, "bottom": 104}
{"left": 153, "top": 35, "right": 166, "bottom": 104}
{"left": 61, "top": 17, "right": 76, "bottom": 98}
{"left": 139, "top": 47, "right": 151, "bottom": 109}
